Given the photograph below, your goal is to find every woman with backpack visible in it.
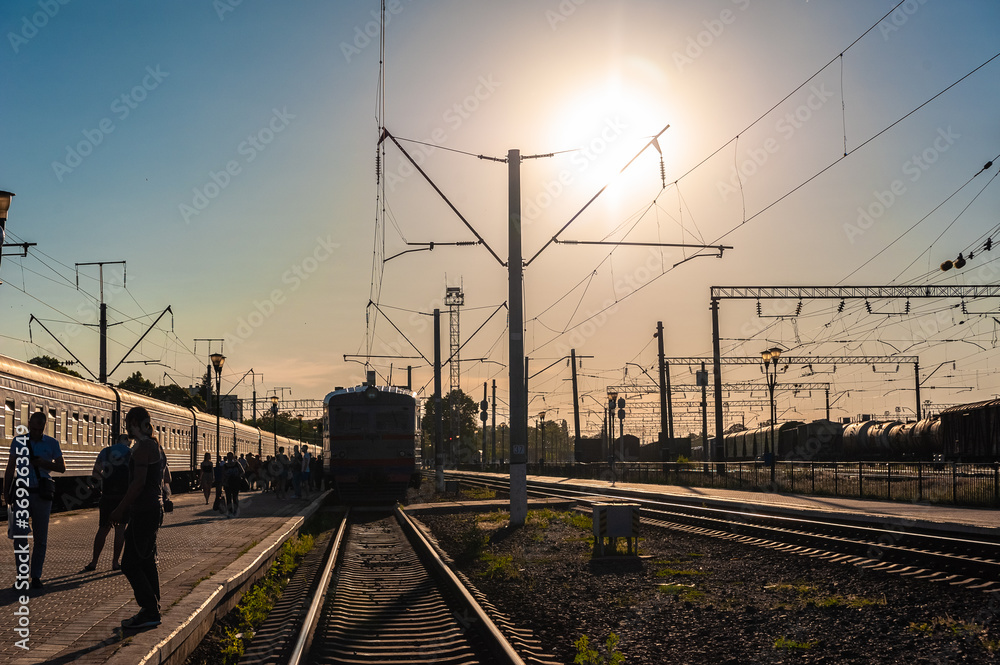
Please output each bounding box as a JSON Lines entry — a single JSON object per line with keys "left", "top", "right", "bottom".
{"left": 222, "top": 451, "right": 245, "bottom": 518}
{"left": 199, "top": 453, "right": 213, "bottom": 505}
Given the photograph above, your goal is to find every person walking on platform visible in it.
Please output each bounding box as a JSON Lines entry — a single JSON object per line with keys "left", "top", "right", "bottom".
{"left": 222, "top": 452, "right": 245, "bottom": 517}
{"left": 111, "top": 407, "right": 165, "bottom": 630}
{"left": 291, "top": 445, "right": 303, "bottom": 499}
{"left": 300, "top": 445, "right": 311, "bottom": 500}
{"left": 274, "top": 446, "right": 290, "bottom": 499}
{"left": 84, "top": 434, "right": 131, "bottom": 572}
{"left": 2, "top": 412, "right": 65, "bottom": 590}
{"left": 213, "top": 454, "right": 224, "bottom": 512}
{"left": 199, "top": 453, "right": 213, "bottom": 505}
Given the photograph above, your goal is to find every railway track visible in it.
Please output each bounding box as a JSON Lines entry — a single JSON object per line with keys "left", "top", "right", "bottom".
{"left": 275, "top": 506, "right": 557, "bottom": 665}
{"left": 454, "top": 472, "right": 1000, "bottom": 591}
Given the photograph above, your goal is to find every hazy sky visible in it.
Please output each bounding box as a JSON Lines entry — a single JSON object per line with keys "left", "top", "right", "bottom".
{"left": 2, "top": 1, "right": 999, "bottom": 437}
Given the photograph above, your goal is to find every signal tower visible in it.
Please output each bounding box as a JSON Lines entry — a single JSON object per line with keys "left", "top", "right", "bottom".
{"left": 445, "top": 283, "right": 464, "bottom": 448}
{"left": 445, "top": 283, "right": 464, "bottom": 395}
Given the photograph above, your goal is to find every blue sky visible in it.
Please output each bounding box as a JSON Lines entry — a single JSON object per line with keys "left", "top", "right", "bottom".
{"left": 2, "top": 1, "right": 999, "bottom": 436}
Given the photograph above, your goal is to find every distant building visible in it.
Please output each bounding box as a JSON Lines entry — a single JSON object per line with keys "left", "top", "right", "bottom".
{"left": 221, "top": 395, "right": 242, "bottom": 421}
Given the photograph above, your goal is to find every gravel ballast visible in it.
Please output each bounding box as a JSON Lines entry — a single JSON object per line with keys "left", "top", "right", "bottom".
{"left": 413, "top": 493, "right": 1000, "bottom": 664}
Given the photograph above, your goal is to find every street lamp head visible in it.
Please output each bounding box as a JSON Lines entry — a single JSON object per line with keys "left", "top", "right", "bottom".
{"left": 761, "top": 349, "right": 772, "bottom": 363}
{"left": 210, "top": 353, "right": 226, "bottom": 374}
{"left": 0, "top": 191, "right": 14, "bottom": 222}
{"left": 768, "top": 347, "right": 782, "bottom": 360}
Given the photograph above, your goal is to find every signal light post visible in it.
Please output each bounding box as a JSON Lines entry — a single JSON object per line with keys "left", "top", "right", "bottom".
{"left": 480, "top": 383, "right": 488, "bottom": 469}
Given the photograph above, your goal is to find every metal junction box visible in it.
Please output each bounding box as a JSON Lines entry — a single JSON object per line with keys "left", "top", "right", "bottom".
{"left": 592, "top": 502, "right": 640, "bottom": 556}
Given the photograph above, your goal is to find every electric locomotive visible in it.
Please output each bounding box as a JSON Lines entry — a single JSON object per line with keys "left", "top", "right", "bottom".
{"left": 323, "top": 377, "right": 420, "bottom": 503}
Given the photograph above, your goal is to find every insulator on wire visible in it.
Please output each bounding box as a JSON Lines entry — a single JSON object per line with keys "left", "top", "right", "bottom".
{"left": 905, "top": 299, "right": 910, "bottom": 314}
{"left": 837, "top": 300, "right": 845, "bottom": 313}
{"left": 659, "top": 156, "right": 666, "bottom": 189}
{"left": 756, "top": 300, "right": 762, "bottom": 317}
{"left": 795, "top": 300, "right": 802, "bottom": 316}
{"left": 986, "top": 238, "right": 993, "bottom": 252}
{"left": 865, "top": 300, "right": 872, "bottom": 314}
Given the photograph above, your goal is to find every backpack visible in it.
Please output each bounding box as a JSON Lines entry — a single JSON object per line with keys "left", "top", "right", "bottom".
{"left": 101, "top": 445, "right": 131, "bottom": 497}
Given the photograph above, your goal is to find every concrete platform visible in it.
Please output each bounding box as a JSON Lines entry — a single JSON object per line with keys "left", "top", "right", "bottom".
{"left": 0, "top": 488, "right": 328, "bottom": 665}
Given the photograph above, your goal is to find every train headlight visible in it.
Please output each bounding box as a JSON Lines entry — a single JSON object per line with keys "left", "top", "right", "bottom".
{"left": 365, "top": 385, "right": 378, "bottom": 400}
{"left": 399, "top": 450, "right": 408, "bottom": 457}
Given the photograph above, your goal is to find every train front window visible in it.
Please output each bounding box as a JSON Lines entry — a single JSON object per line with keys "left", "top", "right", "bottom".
{"left": 332, "top": 409, "right": 368, "bottom": 431}
{"left": 376, "top": 408, "right": 411, "bottom": 432}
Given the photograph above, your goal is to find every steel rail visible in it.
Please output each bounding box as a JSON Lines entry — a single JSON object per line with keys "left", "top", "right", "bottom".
{"left": 396, "top": 505, "right": 527, "bottom": 665}
{"left": 287, "top": 508, "right": 349, "bottom": 665}
{"left": 452, "top": 472, "right": 1000, "bottom": 588}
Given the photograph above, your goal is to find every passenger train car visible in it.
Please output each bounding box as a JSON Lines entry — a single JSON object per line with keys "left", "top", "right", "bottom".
{"left": 0, "top": 353, "right": 304, "bottom": 505}
{"left": 323, "top": 380, "right": 420, "bottom": 503}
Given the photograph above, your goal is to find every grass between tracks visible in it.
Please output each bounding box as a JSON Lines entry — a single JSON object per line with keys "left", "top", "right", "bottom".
{"left": 184, "top": 524, "right": 322, "bottom": 665}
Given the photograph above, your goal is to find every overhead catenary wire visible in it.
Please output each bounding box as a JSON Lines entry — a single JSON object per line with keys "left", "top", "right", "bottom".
{"left": 525, "top": 48, "right": 1000, "bottom": 357}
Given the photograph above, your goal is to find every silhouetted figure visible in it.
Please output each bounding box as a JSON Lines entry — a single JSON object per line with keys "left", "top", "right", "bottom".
{"left": 112, "top": 407, "right": 165, "bottom": 630}
{"left": 85, "top": 435, "right": 131, "bottom": 571}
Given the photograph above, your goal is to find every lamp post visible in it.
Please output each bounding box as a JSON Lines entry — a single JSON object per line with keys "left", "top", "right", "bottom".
{"left": 271, "top": 396, "right": 279, "bottom": 455}
{"left": 210, "top": 353, "right": 225, "bottom": 456}
{"left": 761, "top": 347, "right": 782, "bottom": 484}
{"left": 297, "top": 413, "right": 303, "bottom": 444}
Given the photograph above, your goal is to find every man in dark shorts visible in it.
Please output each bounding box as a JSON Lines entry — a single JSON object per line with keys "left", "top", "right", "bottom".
{"left": 84, "top": 435, "right": 131, "bottom": 571}
{"left": 112, "top": 407, "right": 166, "bottom": 630}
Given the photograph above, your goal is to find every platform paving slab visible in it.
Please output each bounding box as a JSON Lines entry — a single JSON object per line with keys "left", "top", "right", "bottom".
{"left": 0, "top": 488, "right": 327, "bottom": 665}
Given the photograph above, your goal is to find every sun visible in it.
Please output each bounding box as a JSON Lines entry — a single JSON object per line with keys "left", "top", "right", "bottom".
{"left": 546, "top": 81, "right": 670, "bottom": 216}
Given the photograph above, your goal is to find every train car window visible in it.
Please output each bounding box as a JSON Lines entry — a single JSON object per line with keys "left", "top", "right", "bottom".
{"left": 4, "top": 400, "right": 14, "bottom": 445}
{"left": 84, "top": 414, "right": 91, "bottom": 444}
{"left": 48, "top": 408, "right": 56, "bottom": 438}
{"left": 20, "top": 404, "right": 28, "bottom": 435}
{"left": 60, "top": 411, "right": 68, "bottom": 443}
